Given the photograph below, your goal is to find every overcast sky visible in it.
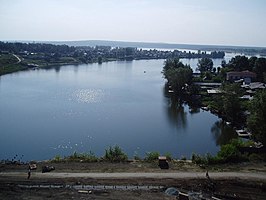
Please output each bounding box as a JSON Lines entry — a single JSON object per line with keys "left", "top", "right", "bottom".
{"left": 0, "top": 0, "right": 265, "bottom": 47}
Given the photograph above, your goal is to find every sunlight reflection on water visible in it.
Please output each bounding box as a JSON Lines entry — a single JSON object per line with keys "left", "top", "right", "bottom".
{"left": 73, "top": 89, "right": 105, "bottom": 103}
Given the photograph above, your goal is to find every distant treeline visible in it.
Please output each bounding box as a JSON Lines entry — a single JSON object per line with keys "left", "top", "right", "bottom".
{"left": 0, "top": 41, "right": 225, "bottom": 60}
{"left": 0, "top": 42, "right": 75, "bottom": 54}
{"left": 41, "top": 40, "right": 266, "bottom": 56}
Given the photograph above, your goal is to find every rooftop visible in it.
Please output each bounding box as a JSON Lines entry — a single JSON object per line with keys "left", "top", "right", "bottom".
{"left": 227, "top": 70, "right": 257, "bottom": 77}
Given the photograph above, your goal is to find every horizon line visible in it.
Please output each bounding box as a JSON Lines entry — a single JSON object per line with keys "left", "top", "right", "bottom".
{"left": 1, "top": 39, "right": 266, "bottom": 49}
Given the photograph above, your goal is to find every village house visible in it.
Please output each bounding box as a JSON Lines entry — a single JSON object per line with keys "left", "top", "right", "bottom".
{"left": 239, "top": 82, "right": 266, "bottom": 100}
{"left": 242, "top": 82, "right": 266, "bottom": 91}
{"left": 226, "top": 70, "right": 256, "bottom": 84}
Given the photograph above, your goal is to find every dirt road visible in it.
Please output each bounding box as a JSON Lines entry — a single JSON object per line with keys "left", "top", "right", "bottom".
{"left": 1, "top": 162, "right": 266, "bottom": 199}
{"left": 12, "top": 54, "right": 21, "bottom": 64}
{"left": 1, "top": 171, "right": 266, "bottom": 180}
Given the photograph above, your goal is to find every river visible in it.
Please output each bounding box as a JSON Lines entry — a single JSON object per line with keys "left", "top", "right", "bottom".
{"left": 0, "top": 59, "right": 236, "bottom": 161}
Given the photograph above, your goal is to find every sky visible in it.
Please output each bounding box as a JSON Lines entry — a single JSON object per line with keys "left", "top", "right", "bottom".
{"left": 0, "top": 0, "right": 266, "bottom": 47}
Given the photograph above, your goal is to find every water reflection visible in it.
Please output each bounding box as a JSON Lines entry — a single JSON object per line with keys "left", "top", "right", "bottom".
{"left": 73, "top": 65, "right": 79, "bottom": 73}
{"left": 211, "top": 121, "right": 237, "bottom": 146}
{"left": 189, "top": 107, "right": 200, "bottom": 114}
{"left": 164, "top": 86, "right": 187, "bottom": 129}
{"left": 54, "top": 65, "right": 61, "bottom": 73}
{"left": 42, "top": 65, "right": 62, "bottom": 73}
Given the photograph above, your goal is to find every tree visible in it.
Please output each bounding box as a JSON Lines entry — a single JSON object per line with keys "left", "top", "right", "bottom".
{"left": 204, "top": 71, "right": 212, "bottom": 80}
{"left": 162, "top": 58, "right": 192, "bottom": 94}
{"left": 217, "top": 66, "right": 221, "bottom": 74}
{"left": 97, "top": 56, "right": 103, "bottom": 64}
{"left": 227, "top": 56, "right": 250, "bottom": 71}
{"left": 197, "top": 58, "right": 213, "bottom": 73}
{"left": 247, "top": 90, "right": 266, "bottom": 144}
{"left": 254, "top": 57, "right": 266, "bottom": 82}
{"left": 220, "top": 67, "right": 230, "bottom": 80}
{"left": 248, "top": 56, "right": 257, "bottom": 70}
{"left": 221, "top": 83, "right": 244, "bottom": 123}
{"left": 221, "top": 60, "right": 226, "bottom": 68}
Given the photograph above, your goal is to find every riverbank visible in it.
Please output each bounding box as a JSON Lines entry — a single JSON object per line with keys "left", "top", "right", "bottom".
{"left": 2, "top": 159, "right": 266, "bottom": 173}
{"left": 0, "top": 41, "right": 226, "bottom": 76}
{"left": 0, "top": 53, "right": 81, "bottom": 76}
{"left": 1, "top": 160, "right": 266, "bottom": 199}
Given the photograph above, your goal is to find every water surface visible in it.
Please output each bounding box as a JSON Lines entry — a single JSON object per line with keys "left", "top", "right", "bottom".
{"left": 0, "top": 59, "right": 234, "bottom": 161}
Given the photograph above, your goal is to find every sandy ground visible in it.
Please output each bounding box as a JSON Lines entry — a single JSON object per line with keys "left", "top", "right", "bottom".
{"left": 1, "top": 161, "right": 266, "bottom": 199}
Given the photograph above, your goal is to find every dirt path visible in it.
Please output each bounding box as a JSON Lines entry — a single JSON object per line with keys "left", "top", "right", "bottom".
{"left": 12, "top": 54, "right": 21, "bottom": 64}
{"left": 1, "top": 171, "right": 266, "bottom": 199}
{"left": 1, "top": 171, "right": 266, "bottom": 181}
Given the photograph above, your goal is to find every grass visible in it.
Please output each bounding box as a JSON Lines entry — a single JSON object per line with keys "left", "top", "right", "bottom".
{"left": 0, "top": 64, "right": 28, "bottom": 75}
{"left": 0, "top": 53, "right": 82, "bottom": 76}
{"left": 0, "top": 54, "right": 18, "bottom": 66}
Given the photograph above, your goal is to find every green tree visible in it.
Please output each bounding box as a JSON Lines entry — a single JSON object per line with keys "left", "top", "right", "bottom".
{"left": 217, "top": 66, "right": 221, "bottom": 74}
{"left": 97, "top": 56, "right": 103, "bottom": 64}
{"left": 162, "top": 58, "right": 193, "bottom": 94}
{"left": 254, "top": 57, "right": 266, "bottom": 82}
{"left": 162, "top": 58, "right": 186, "bottom": 76}
{"left": 204, "top": 71, "right": 212, "bottom": 80}
{"left": 197, "top": 58, "right": 213, "bottom": 73}
{"left": 222, "top": 83, "right": 244, "bottom": 123}
{"left": 249, "top": 56, "right": 257, "bottom": 70}
{"left": 221, "top": 60, "right": 226, "bottom": 68}
{"left": 220, "top": 67, "right": 230, "bottom": 80}
{"left": 247, "top": 90, "right": 266, "bottom": 144}
{"left": 227, "top": 55, "right": 250, "bottom": 71}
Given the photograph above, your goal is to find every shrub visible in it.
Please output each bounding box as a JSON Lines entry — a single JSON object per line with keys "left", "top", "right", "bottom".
{"left": 133, "top": 151, "right": 141, "bottom": 161}
{"left": 191, "top": 153, "right": 206, "bottom": 164}
{"left": 104, "top": 145, "right": 128, "bottom": 162}
{"left": 164, "top": 152, "right": 172, "bottom": 161}
{"left": 52, "top": 155, "right": 62, "bottom": 163}
{"left": 133, "top": 155, "right": 141, "bottom": 161}
{"left": 67, "top": 151, "right": 98, "bottom": 162}
{"left": 192, "top": 139, "right": 249, "bottom": 165}
{"left": 145, "top": 151, "right": 160, "bottom": 162}
{"left": 216, "top": 139, "right": 247, "bottom": 163}
{"left": 217, "top": 143, "right": 238, "bottom": 163}
{"left": 206, "top": 153, "right": 220, "bottom": 164}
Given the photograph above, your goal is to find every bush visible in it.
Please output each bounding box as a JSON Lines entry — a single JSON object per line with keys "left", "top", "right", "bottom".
{"left": 133, "top": 155, "right": 141, "bottom": 161}
{"left": 145, "top": 151, "right": 160, "bottom": 162}
{"left": 104, "top": 145, "right": 128, "bottom": 162}
{"left": 206, "top": 153, "right": 220, "bottom": 164}
{"left": 192, "top": 139, "right": 248, "bottom": 165}
{"left": 52, "top": 155, "right": 62, "bottom": 163}
{"left": 67, "top": 151, "right": 98, "bottom": 162}
{"left": 133, "top": 150, "right": 141, "bottom": 161}
{"left": 191, "top": 153, "right": 206, "bottom": 164}
{"left": 217, "top": 143, "right": 238, "bottom": 163}
{"left": 164, "top": 152, "right": 172, "bottom": 161}
{"left": 216, "top": 139, "right": 247, "bottom": 163}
